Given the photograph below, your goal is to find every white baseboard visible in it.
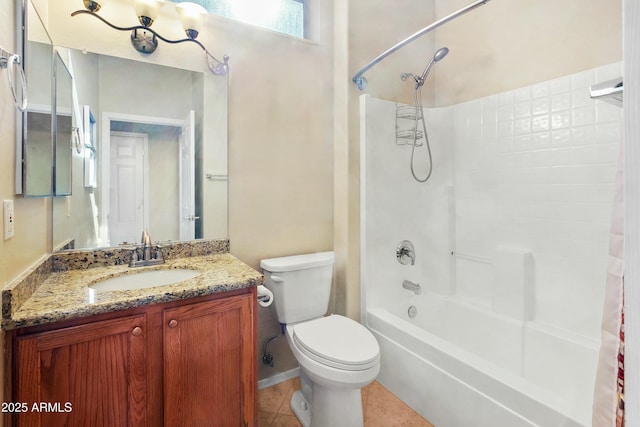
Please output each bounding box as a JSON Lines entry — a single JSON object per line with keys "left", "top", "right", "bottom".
{"left": 258, "top": 367, "right": 300, "bottom": 390}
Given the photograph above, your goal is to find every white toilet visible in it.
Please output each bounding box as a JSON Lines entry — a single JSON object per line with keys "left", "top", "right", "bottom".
{"left": 260, "top": 251, "right": 380, "bottom": 427}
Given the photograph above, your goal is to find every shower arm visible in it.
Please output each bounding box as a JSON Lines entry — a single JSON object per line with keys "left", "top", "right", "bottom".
{"left": 351, "top": 0, "right": 491, "bottom": 90}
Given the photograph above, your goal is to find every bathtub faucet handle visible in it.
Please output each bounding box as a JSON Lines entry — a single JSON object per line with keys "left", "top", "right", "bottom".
{"left": 396, "top": 240, "right": 416, "bottom": 265}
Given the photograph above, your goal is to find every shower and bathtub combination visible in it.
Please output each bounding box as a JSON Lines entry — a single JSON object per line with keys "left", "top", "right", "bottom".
{"left": 359, "top": 61, "right": 622, "bottom": 426}
{"left": 360, "top": 59, "right": 624, "bottom": 427}
{"left": 354, "top": 2, "right": 622, "bottom": 425}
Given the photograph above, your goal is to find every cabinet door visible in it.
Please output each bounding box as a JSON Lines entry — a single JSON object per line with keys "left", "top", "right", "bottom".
{"left": 164, "top": 294, "right": 256, "bottom": 427}
{"left": 15, "top": 315, "right": 147, "bottom": 427}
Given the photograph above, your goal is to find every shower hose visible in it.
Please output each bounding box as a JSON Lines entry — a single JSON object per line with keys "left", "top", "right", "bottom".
{"left": 410, "top": 85, "right": 434, "bottom": 183}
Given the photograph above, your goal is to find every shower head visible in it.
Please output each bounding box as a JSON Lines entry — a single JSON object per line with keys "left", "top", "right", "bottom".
{"left": 419, "top": 47, "right": 449, "bottom": 82}
{"left": 433, "top": 47, "right": 450, "bottom": 62}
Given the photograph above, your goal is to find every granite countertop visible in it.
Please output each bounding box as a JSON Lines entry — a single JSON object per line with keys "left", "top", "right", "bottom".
{"left": 3, "top": 253, "right": 263, "bottom": 330}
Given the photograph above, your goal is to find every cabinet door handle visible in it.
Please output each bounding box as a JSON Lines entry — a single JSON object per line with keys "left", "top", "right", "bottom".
{"left": 168, "top": 319, "right": 178, "bottom": 328}
{"left": 132, "top": 326, "right": 143, "bottom": 336}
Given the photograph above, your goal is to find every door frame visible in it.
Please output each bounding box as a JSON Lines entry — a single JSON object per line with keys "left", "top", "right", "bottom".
{"left": 100, "top": 112, "right": 186, "bottom": 247}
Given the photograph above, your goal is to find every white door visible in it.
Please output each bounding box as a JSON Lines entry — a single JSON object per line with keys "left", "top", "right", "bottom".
{"left": 109, "top": 132, "right": 148, "bottom": 245}
{"left": 179, "top": 110, "right": 196, "bottom": 240}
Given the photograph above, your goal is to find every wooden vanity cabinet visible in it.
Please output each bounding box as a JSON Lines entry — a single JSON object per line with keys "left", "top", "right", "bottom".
{"left": 164, "top": 294, "right": 255, "bottom": 426}
{"left": 14, "top": 315, "right": 147, "bottom": 427}
{"left": 7, "top": 288, "right": 257, "bottom": 427}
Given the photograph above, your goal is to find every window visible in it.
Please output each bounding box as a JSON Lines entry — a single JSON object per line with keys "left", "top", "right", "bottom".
{"left": 169, "top": 0, "right": 307, "bottom": 39}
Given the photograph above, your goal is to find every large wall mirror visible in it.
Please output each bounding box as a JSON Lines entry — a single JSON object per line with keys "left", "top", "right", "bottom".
{"left": 19, "top": 0, "right": 229, "bottom": 251}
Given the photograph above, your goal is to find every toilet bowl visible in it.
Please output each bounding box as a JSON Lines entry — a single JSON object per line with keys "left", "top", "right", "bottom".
{"left": 285, "top": 315, "right": 380, "bottom": 427}
{"left": 260, "top": 252, "right": 380, "bottom": 427}
{"left": 287, "top": 315, "right": 379, "bottom": 387}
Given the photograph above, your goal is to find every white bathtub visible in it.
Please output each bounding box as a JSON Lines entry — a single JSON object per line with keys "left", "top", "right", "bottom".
{"left": 366, "top": 293, "right": 600, "bottom": 427}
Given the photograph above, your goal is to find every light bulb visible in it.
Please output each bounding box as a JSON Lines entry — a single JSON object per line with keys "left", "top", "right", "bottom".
{"left": 83, "top": 0, "right": 106, "bottom": 12}
{"left": 134, "top": 0, "right": 165, "bottom": 26}
{"left": 176, "top": 2, "right": 207, "bottom": 39}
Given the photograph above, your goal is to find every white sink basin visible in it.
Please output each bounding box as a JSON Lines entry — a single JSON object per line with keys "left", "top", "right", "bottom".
{"left": 89, "top": 269, "right": 201, "bottom": 292}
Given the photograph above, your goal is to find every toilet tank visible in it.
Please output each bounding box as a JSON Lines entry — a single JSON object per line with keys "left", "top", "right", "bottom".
{"left": 260, "top": 252, "right": 335, "bottom": 324}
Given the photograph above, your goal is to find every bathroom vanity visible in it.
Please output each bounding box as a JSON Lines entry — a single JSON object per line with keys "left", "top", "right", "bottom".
{"left": 2, "top": 242, "right": 262, "bottom": 427}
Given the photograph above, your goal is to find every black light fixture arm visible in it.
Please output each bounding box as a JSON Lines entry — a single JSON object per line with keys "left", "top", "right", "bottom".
{"left": 71, "top": 10, "right": 229, "bottom": 75}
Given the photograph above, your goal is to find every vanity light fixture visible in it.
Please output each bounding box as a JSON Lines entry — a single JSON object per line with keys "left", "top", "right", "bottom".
{"left": 71, "top": 0, "right": 229, "bottom": 75}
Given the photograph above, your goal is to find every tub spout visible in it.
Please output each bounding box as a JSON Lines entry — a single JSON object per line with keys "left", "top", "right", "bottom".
{"left": 402, "top": 279, "right": 421, "bottom": 295}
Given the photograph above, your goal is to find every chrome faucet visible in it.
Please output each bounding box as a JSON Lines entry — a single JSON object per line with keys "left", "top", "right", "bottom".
{"left": 129, "top": 228, "right": 164, "bottom": 267}
{"left": 402, "top": 279, "right": 421, "bottom": 295}
{"left": 141, "top": 229, "right": 153, "bottom": 262}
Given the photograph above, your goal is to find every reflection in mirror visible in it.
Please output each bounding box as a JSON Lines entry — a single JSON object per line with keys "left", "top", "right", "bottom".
{"left": 83, "top": 105, "right": 97, "bottom": 188}
{"left": 107, "top": 118, "right": 184, "bottom": 246}
{"left": 51, "top": 49, "right": 228, "bottom": 252}
{"left": 17, "top": 0, "right": 53, "bottom": 196}
{"left": 53, "top": 51, "right": 73, "bottom": 196}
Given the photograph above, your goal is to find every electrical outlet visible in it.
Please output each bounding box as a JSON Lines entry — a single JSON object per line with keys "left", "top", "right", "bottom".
{"left": 4, "top": 200, "right": 15, "bottom": 240}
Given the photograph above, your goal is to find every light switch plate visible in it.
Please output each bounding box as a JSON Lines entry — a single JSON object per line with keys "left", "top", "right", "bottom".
{"left": 4, "top": 200, "right": 14, "bottom": 240}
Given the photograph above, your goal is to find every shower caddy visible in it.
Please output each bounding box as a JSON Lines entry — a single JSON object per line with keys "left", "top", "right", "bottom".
{"left": 396, "top": 104, "right": 424, "bottom": 145}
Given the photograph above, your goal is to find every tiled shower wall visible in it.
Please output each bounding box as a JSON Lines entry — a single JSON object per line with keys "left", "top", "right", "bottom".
{"left": 450, "top": 62, "right": 622, "bottom": 339}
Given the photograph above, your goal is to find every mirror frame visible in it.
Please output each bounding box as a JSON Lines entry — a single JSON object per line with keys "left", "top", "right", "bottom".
{"left": 14, "top": 0, "right": 26, "bottom": 195}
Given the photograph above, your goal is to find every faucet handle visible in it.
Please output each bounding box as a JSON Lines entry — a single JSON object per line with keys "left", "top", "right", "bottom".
{"left": 129, "top": 246, "right": 141, "bottom": 267}
{"left": 155, "top": 247, "right": 164, "bottom": 261}
{"left": 396, "top": 240, "right": 416, "bottom": 265}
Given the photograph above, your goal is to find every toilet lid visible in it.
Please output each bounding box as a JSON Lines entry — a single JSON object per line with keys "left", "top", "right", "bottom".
{"left": 292, "top": 315, "right": 379, "bottom": 371}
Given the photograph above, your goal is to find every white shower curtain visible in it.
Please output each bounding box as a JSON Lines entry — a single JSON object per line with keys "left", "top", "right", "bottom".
{"left": 593, "top": 150, "right": 625, "bottom": 426}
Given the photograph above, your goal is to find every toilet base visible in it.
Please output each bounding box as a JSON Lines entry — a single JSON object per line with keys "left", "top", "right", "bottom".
{"left": 291, "top": 390, "right": 311, "bottom": 427}
{"left": 290, "top": 374, "right": 365, "bottom": 427}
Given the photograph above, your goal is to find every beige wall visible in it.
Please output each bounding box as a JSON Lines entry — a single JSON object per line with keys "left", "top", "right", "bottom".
{"left": 226, "top": 6, "right": 335, "bottom": 268}
{"left": 434, "top": 0, "right": 622, "bottom": 105}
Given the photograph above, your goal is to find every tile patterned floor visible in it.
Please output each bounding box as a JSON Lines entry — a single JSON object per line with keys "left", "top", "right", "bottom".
{"left": 258, "top": 378, "right": 435, "bottom": 427}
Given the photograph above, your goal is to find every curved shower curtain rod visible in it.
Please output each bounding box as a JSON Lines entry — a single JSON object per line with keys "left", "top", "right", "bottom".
{"left": 352, "top": 0, "right": 491, "bottom": 90}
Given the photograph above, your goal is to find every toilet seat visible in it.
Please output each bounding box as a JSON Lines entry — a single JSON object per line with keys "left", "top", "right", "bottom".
{"left": 291, "top": 315, "right": 379, "bottom": 371}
